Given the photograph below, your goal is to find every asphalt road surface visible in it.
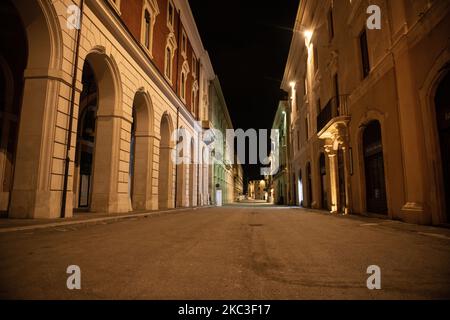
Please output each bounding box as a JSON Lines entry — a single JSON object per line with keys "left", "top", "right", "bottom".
{"left": 1, "top": 204, "right": 449, "bottom": 299}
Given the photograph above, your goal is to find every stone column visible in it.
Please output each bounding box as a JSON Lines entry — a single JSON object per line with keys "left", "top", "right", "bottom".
{"left": 390, "top": 2, "right": 429, "bottom": 224}
{"left": 132, "top": 134, "right": 156, "bottom": 211}
{"left": 0, "top": 113, "right": 12, "bottom": 211}
{"left": 90, "top": 115, "right": 127, "bottom": 214}
{"left": 325, "top": 145, "right": 339, "bottom": 214}
{"left": 9, "top": 74, "right": 61, "bottom": 219}
{"left": 342, "top": 143, "right": 352, "bottom": 215}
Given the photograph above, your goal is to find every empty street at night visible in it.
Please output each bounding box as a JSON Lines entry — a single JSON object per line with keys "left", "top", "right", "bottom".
{"left": 1, "top": 203, "right": 449, "bottom": 300}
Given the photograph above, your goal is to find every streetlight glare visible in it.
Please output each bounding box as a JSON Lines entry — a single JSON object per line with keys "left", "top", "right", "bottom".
{"left": 303, "top": 30, "right": 313, "bottom": 42}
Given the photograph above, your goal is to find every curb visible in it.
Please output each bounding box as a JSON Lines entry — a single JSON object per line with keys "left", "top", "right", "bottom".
{"left": 0, "top": 206, "right": 215, "bottom": 234}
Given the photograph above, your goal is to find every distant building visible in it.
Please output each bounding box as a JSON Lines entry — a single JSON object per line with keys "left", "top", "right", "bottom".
{"left": 269, "top": 101, "right": 290, "bottom": 205}
{"left": 282, "top": 0, "right": 450, "bottom": 225}
{"left": 209, "top": 77, "right": 235, "bottom": 205}
{"left": 248, "top": 180, "right": 267, "bottom": 201}
{"left": 233, "top": 163, "right": 244, "bottom": 202}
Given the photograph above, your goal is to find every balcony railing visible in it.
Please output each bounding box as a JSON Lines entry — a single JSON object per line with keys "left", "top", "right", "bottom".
{"left": 317, "top": 95, "right": 349, "bottom": 133}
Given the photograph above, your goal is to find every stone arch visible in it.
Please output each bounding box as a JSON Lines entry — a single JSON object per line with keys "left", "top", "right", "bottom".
{"left": 419, "top": 49, "right": 450, "bottom": 224}
{"left": 72, "top": 50, "right": 125, "bottom": 214}
{"left": 13, "top": 0, "right": 63, "bottom": 71}
{"left": 355, "top": 110, "right": 391, "bottom": 217}
{"left": 130, "top": 89, "right": 155, "bottom": 210}
{"left": 83, "top": 47, "right": 123, "bottom": 117}
{"left": 361, "top": 120, "right": 388, "bottom": 215}
{"left": 158, "top": 112, "right": 175, "bottom": 209}
{"left": 5, "top": 0, "right": 64, "bottom": 218}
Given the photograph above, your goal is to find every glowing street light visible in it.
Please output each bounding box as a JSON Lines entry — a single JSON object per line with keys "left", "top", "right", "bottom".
{"left": 304, "top": 30, "right": 313, "bottom": 46}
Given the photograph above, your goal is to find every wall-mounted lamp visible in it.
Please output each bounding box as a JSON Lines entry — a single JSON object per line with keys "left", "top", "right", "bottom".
{"left": 304, "top": 30, "right": 313, "bottom": 46}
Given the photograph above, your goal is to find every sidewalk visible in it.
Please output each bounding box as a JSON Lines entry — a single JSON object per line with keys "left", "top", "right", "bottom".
{"left": 295, "top": 207, "right": 450, "bottom": 241}
{"left": 0, "top": 207, "right": 209, "bottom": 234}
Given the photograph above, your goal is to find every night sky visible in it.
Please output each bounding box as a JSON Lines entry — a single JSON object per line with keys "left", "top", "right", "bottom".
{"left": 189, "top": 0, "right": 300, "bottom": 184}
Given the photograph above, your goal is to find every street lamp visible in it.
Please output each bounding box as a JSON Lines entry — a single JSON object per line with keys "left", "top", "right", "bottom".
{"left": 304, "top": 30, "right": 313, "bottom": 46}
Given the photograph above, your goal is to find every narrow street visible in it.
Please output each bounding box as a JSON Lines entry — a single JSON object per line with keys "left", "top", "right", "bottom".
{"left": 1, "top": 204, "right": 449, "bottom": 300}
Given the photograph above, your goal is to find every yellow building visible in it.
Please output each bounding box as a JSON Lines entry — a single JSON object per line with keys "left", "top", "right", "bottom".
{"left": 0, "top": 0, "right": 218, "bottom": 219}
{"left": 282, "top": 0, "right": 450, "bottom": 225}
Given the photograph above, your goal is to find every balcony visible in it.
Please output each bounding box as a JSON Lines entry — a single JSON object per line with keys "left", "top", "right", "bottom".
{"left": 317, "top": 95, "right": 349, "bottom": 134}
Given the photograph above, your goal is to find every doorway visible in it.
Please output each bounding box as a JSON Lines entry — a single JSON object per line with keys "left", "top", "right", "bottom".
{"left": 306, "top": 162, "right": 312, "bottom": 208}
{"left": 338, "top": 147, "right": 346, "bottom": 213}
{"left": 319, "top": 153, "right": 328, "bottom": 210}
{"left": 75, "top": 62, "right": 98, "bottom": 210}
{"left": 0, "top": 0, "right": 27, "bottom": 215}
{"left": 435, "top": 71, "right": 450, "bottom": 222}
{"left": 363, "top": 121, "right": 388, "bottom": 214}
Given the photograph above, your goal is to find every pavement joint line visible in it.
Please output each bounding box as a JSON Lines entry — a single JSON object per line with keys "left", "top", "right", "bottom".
{"left": 0, "top": 206, "right": 215, "bottom": 234}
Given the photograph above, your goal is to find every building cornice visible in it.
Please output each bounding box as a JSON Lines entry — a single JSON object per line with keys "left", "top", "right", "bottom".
{"left": 87, "top": 0, "right": 201, "bottom": 130}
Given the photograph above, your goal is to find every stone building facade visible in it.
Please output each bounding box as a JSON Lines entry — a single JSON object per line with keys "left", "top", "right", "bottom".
{"left": 233, "top": 163, "right": 244, "bottom": 202}
{"left": 209, "top": 77, "right": 235, "bottom": 205}
{"left": 0, "top": 0, "right": 219, "bottom": 219}
{"left": 270, "top": 101, "right": 290, "bottom": 205}
{"left": 248, "top": 180, "right": 267, "bottom": 201}
{"left": 282, "top": 0, "right": 450, "bottom": 225}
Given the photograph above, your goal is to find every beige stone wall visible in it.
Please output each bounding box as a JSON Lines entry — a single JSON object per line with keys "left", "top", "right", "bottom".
{"left": 283, "top": 0, "right": 450, "bottom": 225}
{"left": 6, "top": 0, "right": 211, "bottom": 219}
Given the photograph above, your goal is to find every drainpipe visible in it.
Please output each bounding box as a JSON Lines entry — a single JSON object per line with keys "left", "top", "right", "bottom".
{"left": 197, "top": 63, "right": 202, "bottom": 207}
{"left": 174, "top": 9, "right": 182, "bottom": 208}
{"left": 61, "top": 0, "right": 85, "bottom": 219}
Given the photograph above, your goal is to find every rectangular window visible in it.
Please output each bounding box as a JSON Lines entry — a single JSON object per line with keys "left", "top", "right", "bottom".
{"left": 328, "top": 8, "right": 334, "bottom": 40}
{"left": 182, "top": 31, "right": 187, "bottom": 55}
{"left": 334, "top": 73, "right": 340, "bottom": 112}
{"left": 305, "top": 116, "right": 309, "bottom": 141}
{"left": 168, "top": 1, "right": 174, "bottom": 28}
{"left": 360, "top": 29, "right": 370, "bottom": 78}
{"left": 144, "top": 10, "right": 151, "bottom": 49}
{"left": 192, "top": 55, "right": 197, "bottom": 77}
{"left": 165, "top": 47, "right": 172, "bottom": 79}
{"left": 181, "top": 73, "right": 186, "bottom": 99}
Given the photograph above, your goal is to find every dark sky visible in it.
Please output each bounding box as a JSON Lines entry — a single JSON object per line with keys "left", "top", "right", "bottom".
{"left": 189, "top": 0, "right": 299, "bottom": 183}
